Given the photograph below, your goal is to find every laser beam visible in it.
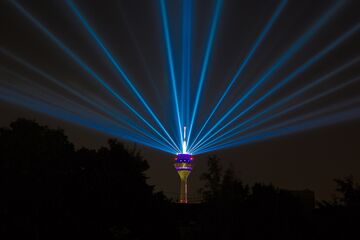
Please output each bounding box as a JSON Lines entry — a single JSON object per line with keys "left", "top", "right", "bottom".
{"left": 188, "top": 0, "right": 287, "bottom": 150}
{"left": 65, "top": 0, "right": 178, "bottom": 152}
{"left": 159, "top": 0, "right": 183, "bottom": 146}
{"left": 189, "top": 0, "right": 345, "bottom": 151}
{"left": 0, "top": 87, "right": 174, "bottom": 153}
{"left": 181, "top": 0, "right": 192, "bottom": 132}
{"left": 0, "top": 65, "right": 178, "bottom": 153}
{"left": 194, "top": 75, "right": 360, "bottom": 153}
{"left": 196, "top": 100, "right": 360, "bottom": 154}
{"left": 187, "top": 0, "right": 223, "bottom": 144}
{"left": 10, "top": 1, "right": 181, "bottom": 153}
{"left": 190, "top": 15, "right": 357, "bottom": 152}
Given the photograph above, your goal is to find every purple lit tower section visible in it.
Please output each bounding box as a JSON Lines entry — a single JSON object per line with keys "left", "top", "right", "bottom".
{"left": 174, "top": 153, "right": 193, "bottom": 203}
{"left": 174, "top": 127, "right": 193, "bottom": 203}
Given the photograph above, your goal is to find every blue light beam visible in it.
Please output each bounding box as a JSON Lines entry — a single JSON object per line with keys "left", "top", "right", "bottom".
{"left": 181, "top": 0, "right": 192, "bottom": 130}
{"left": 189, "top": 0, "right": 345, "bottom": 151}
{"left": 65, "top": 0, "right": 179, "bottom": 152}
{"left": 0, "top": 65, "right": 178, "bottom": 153}
{"left": 196, "top": 100, "right": 360, "bottom": 154}
{"left": 9, "top": 1, "right": 181, "bottom": 153}
{"left": 187, "top": 0, "right": 223, "bottom": 144}
{"left": 159, "top": 0, "right": 183, "bottom": 146}
{"left": 190, "top": 17, "right": 358, "bottom": 152}
{"left": 188, "top": 0, "right": 287, "bottom": 150}
{"left": 194, "top": 74, "right": 360, "bottom": 153}
{"left": 0, "top": 87, "right": 174, "bottom": 153}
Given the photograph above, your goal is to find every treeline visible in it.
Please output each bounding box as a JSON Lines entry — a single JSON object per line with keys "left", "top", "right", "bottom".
{"left": 0, "top": 119, "right": 359, "bottom": 240}
{"left": 192, "top": 156, "right": 360, "bottom": 239}
{"left": 0, "top": 119, "right": 174, "bottom": 240}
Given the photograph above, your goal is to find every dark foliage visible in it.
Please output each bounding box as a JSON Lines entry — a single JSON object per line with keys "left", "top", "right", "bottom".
{"left": 1, "top": 119, "right": 359, "bottom": 240}
{"left": 194, "top": 156, "right": 360, "bottom": 240}
{"left": 0, "top": 119, "right": 174, "bottom": 240}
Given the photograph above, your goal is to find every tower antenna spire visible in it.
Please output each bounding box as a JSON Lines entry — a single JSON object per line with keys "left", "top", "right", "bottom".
{"left": 183, "top": 126, "right": 186, "bottom": 140}
{"left": 182, "top": 126, "right": 187, "bottom": 154}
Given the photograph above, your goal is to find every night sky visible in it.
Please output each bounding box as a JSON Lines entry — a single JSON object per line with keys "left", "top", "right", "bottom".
{"left": 0, "top": 0, "right": 359, "bottom": 201}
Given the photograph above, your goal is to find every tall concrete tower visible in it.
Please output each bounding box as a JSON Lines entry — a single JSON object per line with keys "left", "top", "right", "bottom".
{"left": 174, "top": 126, "right": 193, "bottom": 203}
{"left": 174, "top": 153, "right": 193, "bottom": 203}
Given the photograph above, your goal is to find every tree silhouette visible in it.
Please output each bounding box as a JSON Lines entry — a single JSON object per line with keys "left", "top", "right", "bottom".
{"left": 334, "top": 175, "right": 360, "bottom": 208}
{"left": 198, "top": 155, "right": 315, "bottom": 240}
{"left": 221, "top": 164, "right": 249, "bottom": 204}
{"left": 0, "top": 119, "right": 174, "bottom": 240}
{"left": 1, "top": 119, "right": 360, "bottom": 240}
{"left": 199, "top": 155, "right": 222, "bottom": 201}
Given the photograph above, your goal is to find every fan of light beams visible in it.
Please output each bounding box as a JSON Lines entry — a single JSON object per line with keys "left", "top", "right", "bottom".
{"left": 0, "top": 0, "right": 359, "bottom": 155}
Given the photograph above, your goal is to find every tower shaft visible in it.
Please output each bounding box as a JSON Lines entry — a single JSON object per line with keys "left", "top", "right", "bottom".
{"left": 174, "top": 153, "right": 193, "bottom": 204}
{"left": 177, "top": 170, "right": 190, "bottom": 203}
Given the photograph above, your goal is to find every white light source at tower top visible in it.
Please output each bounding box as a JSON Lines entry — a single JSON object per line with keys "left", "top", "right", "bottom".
{"left": 182, "top": 126, "right": 188, "bottom": 154}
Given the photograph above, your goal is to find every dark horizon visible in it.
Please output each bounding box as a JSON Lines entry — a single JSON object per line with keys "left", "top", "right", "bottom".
{"left": 1, "top": 117, "right": 360, "bottom": 240}
{"left": 1, "top": 108, "right": 359, "bottom": 202}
